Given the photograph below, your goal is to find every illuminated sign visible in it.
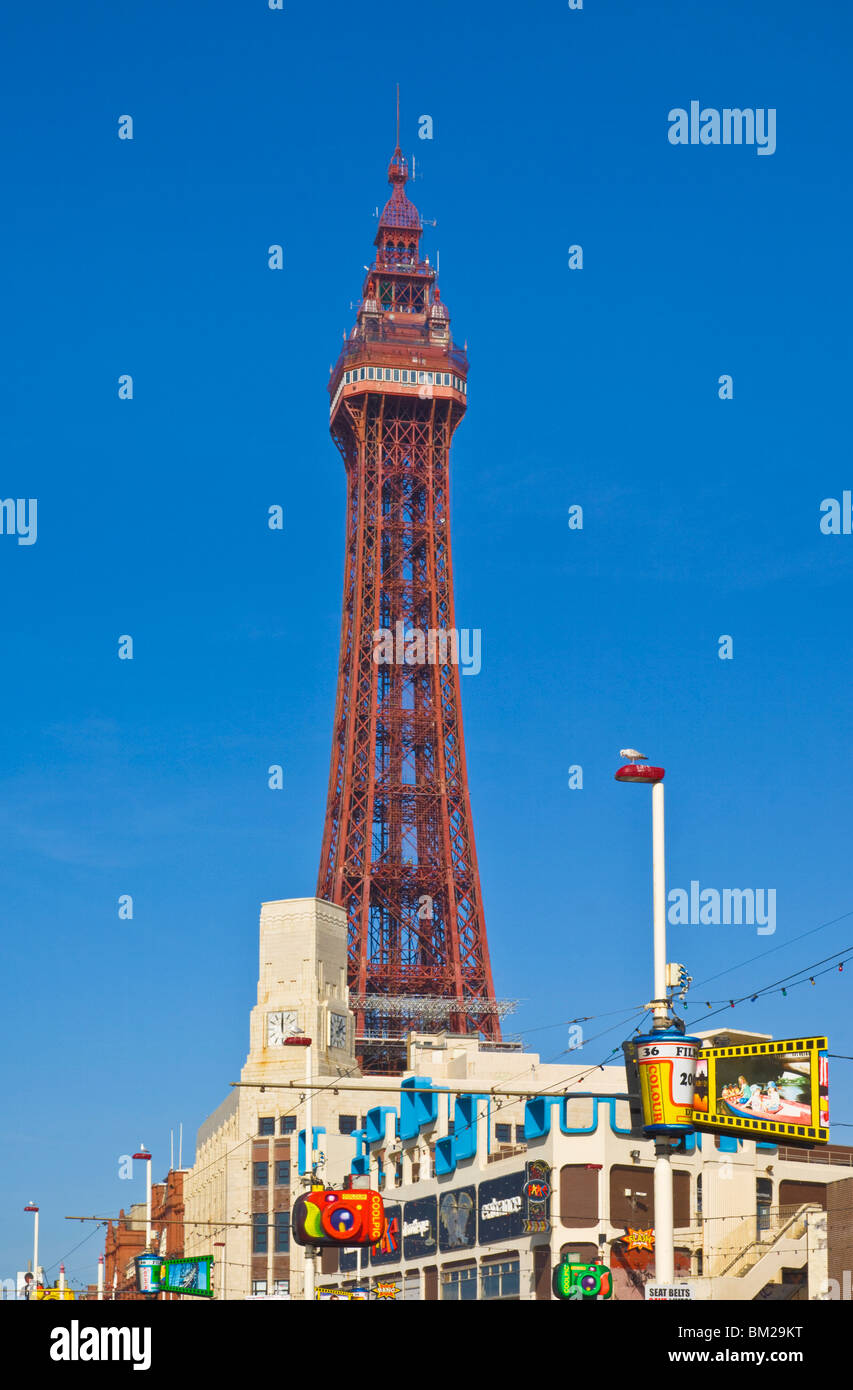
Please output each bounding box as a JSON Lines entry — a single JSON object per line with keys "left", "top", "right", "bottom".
{"left": 292, "top": 1189, "right": 386, "bottom": 1249}
{"left": 626, "top": 1229, "right": 655, "bottom": 1252}
{"left": 635, "top": 1029, "right": 699, "bottom": 1134}
{"left": 402, "top": 1196, "right": 437, "bottom": 1260}
{"left": 159, "top": 1256, "right": 214, "bottom": 1298}
{"left": 370, "top": 1204, "right": 401, "bottom": 1266}
{"left": 438, "top": 1186, "right": 476, "bottom": 1252}
{"left": 523, "top": 1160, "right": 552, "bottom": 1235}
{"left": 691, "top": 1037, "right": 829, "bottom": 1146}
{"left": 478, "top": 1172, "right": 527, "bottom": 1243}
{"left": 525, "top": 1179, "right": 551, "bottom": 1200}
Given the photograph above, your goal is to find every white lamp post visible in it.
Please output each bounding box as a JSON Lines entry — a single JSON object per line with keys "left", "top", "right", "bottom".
{"left": 23, "top": 1204, "right": 39, "bottom": 1292}
{"left": 283, "top": 1036, "right": 315, "bottom": 1302}
{"left": 132, "top": 1147, "right": 153, "bottom": 1249}
{"left": 615, "top": 752, "right": 675, "bottom": 1284}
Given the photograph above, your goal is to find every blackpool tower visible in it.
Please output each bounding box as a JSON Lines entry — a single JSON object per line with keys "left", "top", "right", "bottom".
{"left": 317, "top": 142, "right": 505, "bottom": 1073}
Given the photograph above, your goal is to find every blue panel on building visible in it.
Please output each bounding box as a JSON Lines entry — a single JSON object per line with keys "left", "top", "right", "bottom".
{"left": 365, "top": 1106, "right": 398, "bottom": 1146}
{"left": 435, "top": 1135, "right": 456, "bottom": 1176}
{"left": 399, "top": 1078, "right": 439, "bottom": 1142}
{"left": 453, "top": 1094, "right": 489, "bottom": 1161}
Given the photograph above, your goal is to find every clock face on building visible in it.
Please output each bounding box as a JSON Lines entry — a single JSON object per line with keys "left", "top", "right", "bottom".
{"left": 329, "top": 1013, "right": 347, "bottom": 1050}
{"left": 267, "top": 1011, "right": 299, "bottom": 1047}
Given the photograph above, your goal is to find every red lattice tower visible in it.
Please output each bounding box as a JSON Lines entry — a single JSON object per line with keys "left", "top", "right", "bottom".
{"left": 317, "top": 144, "right": 501, "bottom": 1072}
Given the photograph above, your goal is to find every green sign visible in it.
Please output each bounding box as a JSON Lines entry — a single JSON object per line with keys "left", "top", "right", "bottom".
{"left": 553, "top": 1259, "right": 613, "bottom": 1301}
{"left": 159, "top": 1256, "right": 214, "bottom": 1298}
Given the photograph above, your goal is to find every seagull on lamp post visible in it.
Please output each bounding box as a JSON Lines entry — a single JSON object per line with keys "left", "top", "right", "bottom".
{"left": 619, "top": 749, "right": 647, "bottom": 761}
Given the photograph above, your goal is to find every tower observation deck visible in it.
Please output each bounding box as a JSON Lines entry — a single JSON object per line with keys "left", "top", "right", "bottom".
{"left": 317, "top": 145, "right": 507, "bottom": 1073}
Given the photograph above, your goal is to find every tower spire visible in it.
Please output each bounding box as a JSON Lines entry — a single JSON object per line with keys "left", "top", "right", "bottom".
{"left": 395, "top": 82, "right": 400, "bottom": 151}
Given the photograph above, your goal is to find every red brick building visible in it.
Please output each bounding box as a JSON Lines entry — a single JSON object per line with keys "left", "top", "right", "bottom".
{"left": 100, "top": 1170, "right": 186, "bottom": 1300}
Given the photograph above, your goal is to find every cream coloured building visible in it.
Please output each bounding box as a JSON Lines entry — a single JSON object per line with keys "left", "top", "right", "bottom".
{"left": 183, "top": 896, "right": 853, "bottom": 1300}
{"left": 183, "top": 893, "right": 561, "bottom": 1299}
{"left": 184, "top": 896, "right": 369, "bottom": 1298}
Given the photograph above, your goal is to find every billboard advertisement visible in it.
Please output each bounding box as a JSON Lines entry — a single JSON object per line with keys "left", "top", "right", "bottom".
{"left": 402, "top": 1195, "right": 437, "bottom": 1261}
{"left": 159, "top": 1256, "right": 214, "bottom": 1297}
{"left": 438, "top": 1185, "right": 476, "bottom": 1253}
{"left": 478, "top": 1171, "right": 527, "bottom": 1244}
{"left": 370, "top": 1204, "right": 401, "bottom": 1266}
{"left": 691, "top": 1036, "right": 829, "bottom": 1146}
{"left": 635, "top": 1030, "right": 699, "bottom": 1134}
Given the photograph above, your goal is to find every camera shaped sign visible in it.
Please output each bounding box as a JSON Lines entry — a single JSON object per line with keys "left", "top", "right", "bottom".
{"left": 691, "top": 1036, "right": 829, "bottom": 1147}
{"left": 292, "top": 1188, "right": 386, "bottom": 1248}
{"left": 553, "top": 1259, "right": 613, "bottom": 1301}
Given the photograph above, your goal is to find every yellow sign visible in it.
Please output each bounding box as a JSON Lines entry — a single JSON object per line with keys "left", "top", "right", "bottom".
{"left": 626, "top": 1229, "right": 655, "bottom": 1252}
{"left": 691, "top": 1037, "right": 829, "bottom": 1146}
{"left": 635, "top": 1032, "right": 699, "bottom": 1132}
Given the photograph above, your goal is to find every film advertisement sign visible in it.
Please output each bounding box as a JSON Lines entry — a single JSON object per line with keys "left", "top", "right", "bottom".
{"left": 691, "top": 1036, "right": 829, "bottom": 1146}
{"left": 370, "top": 1204, "right": 401, "bottom": 1266}
{"left": 135, "top": 1253, "right": 163, "bottom": 1295}
{"left": 478, "top": 1171, "right": 526, "bottom": 1244}
{"left": 402, "top": 1195, "right": 437, "bottom": 1260}
{"left": 159, "top": 1256, "right": 214, "bottom": 1297}
{"left": 438, "top": 1185, "right": 476, "bottom": 1252}
{"left": 635, "top": 1030, "right": 699, "bottom": 1134}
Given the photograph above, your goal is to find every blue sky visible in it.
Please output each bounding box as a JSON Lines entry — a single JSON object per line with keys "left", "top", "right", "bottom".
{"left": 2, "top": 0, "right": 852, "bottom": 1286}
